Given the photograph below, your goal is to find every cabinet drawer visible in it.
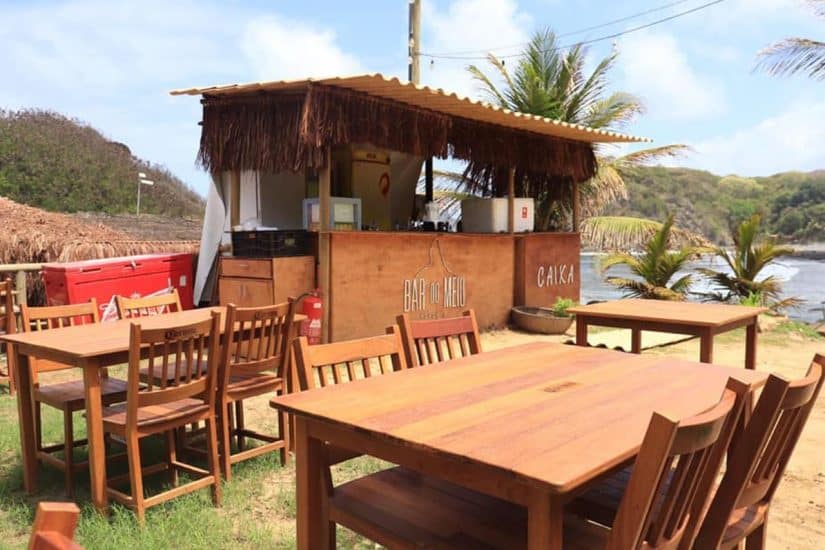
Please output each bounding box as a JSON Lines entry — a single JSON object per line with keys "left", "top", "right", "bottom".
{"left": 220, "top": 258, "right": 273, "bottom": 279}
{"left": 218, "top": 278, "right": 274, "bottom": 307}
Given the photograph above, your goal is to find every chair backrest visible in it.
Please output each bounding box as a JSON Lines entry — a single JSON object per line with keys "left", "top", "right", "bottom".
{"left": 28, "top": 501, "right": 82, "bottom": 550}
{"left": 694, "top": 356, "right": 824, "bottom": 549}
{"left": 21, "top": 300, "right": 99, "bottom": 374}
{"left": 396, "top": 309, "right": 481, "bottom": 367}
{"left": 293, "top": 327, "right": 408, "bottom": 392}
{"left": 606, "top": 386, "right": 741, "bottom": 550}
{"left": 116, "top": 289, "right": 182, "bottom": 319}
{"left": 220, "top": 301, "right": 295, "bottom": 393}
{"left": 0, "top": 278, "right": 14, "bottom": 335}
{"left": 126, "top": 312, "right": 221, "bottom": 427}
{"left": 293, "top": 327, "right": 409, "bottom": 470}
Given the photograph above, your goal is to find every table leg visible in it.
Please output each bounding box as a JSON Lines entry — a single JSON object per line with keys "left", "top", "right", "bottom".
{"left": 12, "top": 348, "right": 37, "bottom": 493}
{"left": 575, "top": 317, "right": 588, "bottom": 347}
{"left": 631, "top": 327, "right": 642, "bottom": 354}
{"left": 527, "top": 490, "right": 563, "bottom": 550}
{"left": 745, "top": 321, "right": 757, "bottom": 370}
{"left": 295, "top": 417, "right": 331, "bottom": 549}
{"left": 699, "top": 330, "right": 714, "bottom": 364}
{"left": 82, "top": 359, "right": 108, "bottom": 513}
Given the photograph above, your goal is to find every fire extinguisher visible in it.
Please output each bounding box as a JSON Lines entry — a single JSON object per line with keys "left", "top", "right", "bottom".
{"left": 299, "top": 289, "right": 323, "bottom": 345}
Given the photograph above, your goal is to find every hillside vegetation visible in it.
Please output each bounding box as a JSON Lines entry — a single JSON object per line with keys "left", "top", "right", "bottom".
{"left": 0, "top": 109, "right": 203, "bottom": 217}
{"left": 604, "top": 166, "right": 825, "bottom": 244}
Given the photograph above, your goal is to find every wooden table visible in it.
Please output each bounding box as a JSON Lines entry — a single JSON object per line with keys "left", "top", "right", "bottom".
{"left": 568, "top": 300, "right": 767, "bottom": 369}
{"left": 0, "top": 307, "right": 306, "bottom": 513}
{"left": 271, "top": 342, "right": 767, "bottom": 549}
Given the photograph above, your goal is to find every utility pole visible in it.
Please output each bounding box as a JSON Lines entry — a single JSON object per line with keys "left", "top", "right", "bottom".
{"left": 408, "top": 0, "right": 420, "bottom": 83}
{"left": 409, "top": 0, "right": 434, "bottom": 203}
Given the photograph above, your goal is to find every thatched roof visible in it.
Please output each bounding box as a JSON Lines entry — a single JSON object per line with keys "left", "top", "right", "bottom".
{"left": 0, "top": 196, "right": 199, "bottom": 264}
{"left": 171, "top": 74, "right": 649, "bottom": 183}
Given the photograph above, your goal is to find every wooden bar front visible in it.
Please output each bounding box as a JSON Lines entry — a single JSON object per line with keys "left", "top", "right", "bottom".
{"left": 326, "top": 231, "right": 581, "bottom": 341}
{"left": 514, "top": 232, "right": 580, "bottom": 307}
{"left": 328, "top": 232, "right": 513, "bottom": 340}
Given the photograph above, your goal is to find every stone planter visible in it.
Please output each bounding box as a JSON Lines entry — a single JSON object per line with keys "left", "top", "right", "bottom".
{"left": 511, "top": 306, "right": 574, "bottom": 335}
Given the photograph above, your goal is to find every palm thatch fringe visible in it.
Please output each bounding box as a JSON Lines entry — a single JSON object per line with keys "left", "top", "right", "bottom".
{"left": 58, "top": 240, "right": 199, "bottom": 262}
{"left": 197, "top": 84, "right": 597, "bottom": 183}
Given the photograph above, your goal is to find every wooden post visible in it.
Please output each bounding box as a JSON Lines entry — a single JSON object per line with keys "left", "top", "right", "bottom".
{"left": 318, "top": 150, "right": 332, "bottom": 343}
{"left": 425, "top": 158, "right": 434, "bottom": 203}
{"left": 230, "top": 171, "right": 241, "bottom": 228}
{"left": 408, "top": 0, "right": 421, "bottom": 84}
{"left": 507, "top": 167, "right": 516, "bottom": 234}
{"left": 15, "top": 269, "right": 27, "bottom": 307}
{"left": 571, "top": 179, "right": 580, "bottom": 233}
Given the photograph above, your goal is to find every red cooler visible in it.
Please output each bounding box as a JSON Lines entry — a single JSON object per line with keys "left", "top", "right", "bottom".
{"left": 43, "top": 253, "right": 194, "bottom": 320}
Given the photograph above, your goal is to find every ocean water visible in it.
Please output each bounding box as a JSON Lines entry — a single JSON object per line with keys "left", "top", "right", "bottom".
{"left": 580, "top": 254, "right": 825, "bottom": 323}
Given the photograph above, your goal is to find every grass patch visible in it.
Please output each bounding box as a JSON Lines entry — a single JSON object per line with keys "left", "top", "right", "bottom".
{"left": 769, "top": 320, "right": 823, "bottom": 341}
{"left": 0, "top": 381, "right": 382, "bottom": 549}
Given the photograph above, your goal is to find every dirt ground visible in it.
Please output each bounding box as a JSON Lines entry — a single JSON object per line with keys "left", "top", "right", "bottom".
{"left": 241, "top": 324, "right": 825, "bottom": 548}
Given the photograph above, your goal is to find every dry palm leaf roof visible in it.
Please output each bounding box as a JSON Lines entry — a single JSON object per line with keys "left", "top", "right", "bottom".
{"left": 171, "top": 74, "right": 650, "bottom": 184}
{"left": 0, "top": 196, "right": 198, "bottom": 264}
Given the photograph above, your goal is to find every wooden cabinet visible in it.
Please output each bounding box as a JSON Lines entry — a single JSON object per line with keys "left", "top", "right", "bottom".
{"left": 218, "top": 256, "right": 315, "bottom": 307}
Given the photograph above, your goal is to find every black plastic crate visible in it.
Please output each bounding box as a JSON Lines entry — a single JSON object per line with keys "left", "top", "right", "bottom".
{"left": 231, "top": 230, "right": 313, "bottom": 258}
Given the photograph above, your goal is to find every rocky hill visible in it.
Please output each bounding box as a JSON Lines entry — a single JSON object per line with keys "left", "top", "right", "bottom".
{"left": 604, "top": 166, "right": 825, "bottom": 244}
{"left": 0, "top": 109, "right": 203, "bottom": 218}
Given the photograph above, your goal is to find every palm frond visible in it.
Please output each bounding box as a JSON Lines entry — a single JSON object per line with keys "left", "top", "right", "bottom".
{"left": 468, "top": 60, "right": 511, "bottom": 107}
{"left": 582, "top": 92, "right": 645, "bottom": 130}
{"left": 581, "top": 216, "right": 711, "bottom": 250}
{"left": 756, "top": 38, "right": 825, "bottom": 80}
{"left": 611, "top": 144, "right": 693, "bottom": 169}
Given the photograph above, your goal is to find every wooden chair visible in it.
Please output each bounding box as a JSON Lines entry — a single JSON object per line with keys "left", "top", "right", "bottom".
{"left": 101, "top": 313, "right": 222, "bottom": 522}
{"left": 28, "top": 502, "right": 82, "bottom": 550}
{"left": 292, "top": 327, "right": 408, "bottom": 391}
{"left": 322, "top": 386, "right": 741, "bottom": 549}
{"left": 115, "top": 289, "right": 181, "bottom": 319}
{"left": 693, "top": 356, "right": 824, "bottom": 549}
{"left": 284, "top": 328, "right": 409, "bottom": 546}
{"left": 21, "top": 300, "right": 128, "bottom": 496}
{"left": 395, "top": 309, "right": 481, "bottom": 367}
{"left": 115, "top": 289, "right": 191, "bottom": 385}
{"left": 0, "top": 277, "right": 16, "bottom": 394}
{"left": 217, "top": 301, "right": 295, "bottom": 480}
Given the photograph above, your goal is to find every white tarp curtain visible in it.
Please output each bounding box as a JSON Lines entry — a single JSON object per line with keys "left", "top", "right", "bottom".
{"left": 193, "top": 173, "right": 226, "bottom": 304}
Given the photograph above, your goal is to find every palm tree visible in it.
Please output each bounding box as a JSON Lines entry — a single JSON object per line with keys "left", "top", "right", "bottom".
{"left": 601, "top": 214, "right": 700, "bottom": 300}
{"left": 756, "top": 1, "right": 825, "bottom": 80}
{"left": 459, "top": 29, "right": 689, "bottom": 229}
{"left": 699, "top": 214, "right": 799, "bottom": 310}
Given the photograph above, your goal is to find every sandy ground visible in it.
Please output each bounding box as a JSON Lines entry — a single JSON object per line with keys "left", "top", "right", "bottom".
{"left": 169, "top": 323, "right": 825, "bottom": 548}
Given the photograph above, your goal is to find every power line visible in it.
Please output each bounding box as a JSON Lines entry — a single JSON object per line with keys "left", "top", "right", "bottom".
{"left": 421, "top": 0, "right": 694, "bottom": 57}
{"left": 420, "top": 0, "right": 725, "bottom": 61}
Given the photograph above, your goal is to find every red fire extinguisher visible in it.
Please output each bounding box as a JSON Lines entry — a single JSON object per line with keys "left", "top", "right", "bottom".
{"left": 300, "top": 289, "right": 323, "bottom": 345}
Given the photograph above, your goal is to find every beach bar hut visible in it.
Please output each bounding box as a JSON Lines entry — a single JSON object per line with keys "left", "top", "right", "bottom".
{"left": 172, "top": 74, "right": 647, "bottom": 342}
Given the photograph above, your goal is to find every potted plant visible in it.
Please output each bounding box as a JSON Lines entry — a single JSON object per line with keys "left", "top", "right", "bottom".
{"left": 511, "top": 297, "right": 576, "bottom": 335}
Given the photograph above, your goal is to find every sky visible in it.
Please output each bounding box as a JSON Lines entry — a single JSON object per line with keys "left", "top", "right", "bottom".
{"left": 0, "top": 0, "right": 822, "bottom": 197}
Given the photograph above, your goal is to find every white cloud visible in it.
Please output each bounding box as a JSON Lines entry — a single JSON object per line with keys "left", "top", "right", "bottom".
{"left": 0, "top": 0, "right": 364, "bottom": 195}
{"left": 421, "top": 0, "right": 532, "bottom": 99}
{"left": 618, "top": 31, "right": 725, "bottom": 121}
{"left": 689, "top": 100, "right": 825, "bottom": 176}
{"left": 241, "top": 16, "right": 363, "bottom": 81}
